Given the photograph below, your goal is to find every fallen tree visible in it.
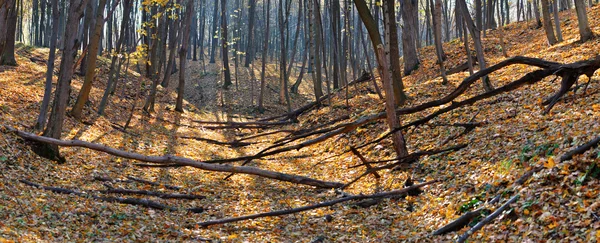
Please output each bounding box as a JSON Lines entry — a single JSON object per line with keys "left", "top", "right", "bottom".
{"left": 6, "top": 126, "right": 343, "bottom": 189}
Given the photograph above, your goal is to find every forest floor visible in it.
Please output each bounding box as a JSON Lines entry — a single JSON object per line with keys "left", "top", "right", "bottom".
{"left": 1, "top": 6, "right": 600, "bottom": 243}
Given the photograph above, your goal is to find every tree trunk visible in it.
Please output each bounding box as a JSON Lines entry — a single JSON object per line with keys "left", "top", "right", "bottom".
{"left": 71, "top": 0, "right": 108, "bottom": 120}
{"left": 574, "top": 0, "right": 594, "bottom": 42}
{"left": 431, "top": 0, "right": 448, "bottom": 84}
{"left": 552, "top": 0, "right": 563, "bottom": 42}
{"left": 209, "top": 0, "right": 219, "bottom": 63}
{"left": 40, "top": 0, "right": 89, "bottom": 161}
{"left": 35, "top": 0, "right": 59, "bottom": 131}
{"left": 221, "top": 0, "right": 232, "bottom": 88}
{"left": 383, "top": 0, "right": 407, "bottom": 105}
{"left": 0, "top": 0, "right": 17, "bottom": 66}
{"left": 540, "top": 0, "right": 558, "bottom": 45}
{"left": 98, "top": 0, "right": 131, "bottom": 115}
{"left": 400, "top": 0, "right": 420, "bottom": 76}
{"left": 457, "top": 0, "right": 493, "bottom": 91}
{"left": 257, "top": 0, "right": 270, "bottom": 112}
{"left": 176, "top": 0, "right": 195, "bottom": 112}
{"left": 244, "top": 0, "right": 256, "bottom": 67}
{"left": 533, "top": 0, "right": 542, "bottom": 27}
{"left": 311, "top": 0, "right": 324, "bottom": 100}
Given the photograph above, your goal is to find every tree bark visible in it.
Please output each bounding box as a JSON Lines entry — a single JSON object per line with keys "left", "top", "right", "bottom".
{"left": 574, "top": 0, "right": 594, "bottom": 42}
{"left": 257, "top": 0, "right": 271, "bottom": 112}
{"left": 209, "top": 0, "right": 219, "bottom": 63}
{"left": 71, "top": 0, "right": 108, "bottom": 120}
{"left": 457, "top": 0, "right": 493, "bottom": 92}
{"left": 540, "top": 0, "right": 558, "bottom": 45}
{"left": 431, "top": 0, "right": 448, "bottom": 84}
{"left": 244, "top": 0, "right": 257, "bottom": 67}
{"left": 176, "top": 0, "right": 196, "bottom": 112}
{"left": 34, "top": 0, "right": 59, "bottom": 131}
{"left": 0, "top": 0, "right": 17, "bottom": 66}
{"left": 40, "top": 0, "right": 89, "bottom": 161}
{"left": 400, "top": 0, "right": 420, "bottom": 75}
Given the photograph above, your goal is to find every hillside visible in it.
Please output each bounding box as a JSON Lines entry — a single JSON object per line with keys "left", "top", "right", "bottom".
{"left": 1, "top": 5, "right": 600, "bottom": 242}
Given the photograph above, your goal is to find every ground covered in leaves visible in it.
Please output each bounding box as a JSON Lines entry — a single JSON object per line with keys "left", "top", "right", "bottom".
{"left": 1, "top": 6, "right": 600, "bottom": 242}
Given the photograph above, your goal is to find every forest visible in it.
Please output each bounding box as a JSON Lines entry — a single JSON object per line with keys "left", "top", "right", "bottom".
{"left": 0, "top": 0, "right": 599, "bottom": 241}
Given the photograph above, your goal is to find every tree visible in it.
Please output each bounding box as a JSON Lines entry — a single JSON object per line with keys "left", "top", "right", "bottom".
{"left": 400, "top": 0, "right": 420, "bottom": 75}
{"left": 209, "top": 0, "right": 219, "bottom": 63}
{"left": 353, "top": 0, "right": 408, "bottom": 157}
{"left": 540, "top": 0, "right": 558, "bottom": 45}
{"left": 40, "top": 0, "right": 90, "bottom": 161}
{"left": 71, "top": 0, "right": 109, "bottom": 120}
{"left": 221, "top": 0, "right": 232, "bottom": 88}
{"left": 457, "top": 0, "right": 493, "bottom": 91}
{"left": 383, "top": 0, "right": 407, "bottom": 105}
{"left": 176, "top": 0, "right": 196, "bottom": 112}
{"left": 35, "top": 0, "right": 60, "bottom": 131}
{"left": 257, "top": 0, "right": 271, "bottom": 112}
{"left": 0, "top": 0, "right": 17, "bottom": 66}
{"left": 573, "top": 0, "right": 594, "bottom": 42}
{"left": 430, "top": 0, "right": 448, "bottom": 84}
{"left": 552, "top": 0, "right": 563, "bottom": 42}
{"left": 277, "top": 0, "right": 292, "bottom": 112}
{"left": 244, "top": 0, "right": 257, "bottom": 67}
{"left": 98, "top": 0, "right": 132, "bottom": 115}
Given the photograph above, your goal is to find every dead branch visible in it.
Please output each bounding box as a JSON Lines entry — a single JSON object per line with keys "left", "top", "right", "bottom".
{"left": 125, "top": 176, "right": 183, "bottom": 190}
{"left": 349, "top": 147, "right": 380, "bottom": 178}
{"left": 179, "top": 136, "right": 252, "bottom": 148}
{"left": 196, "top": 180, "right": 438, "bottom": 227}
{"left": 559, "top": 135, "right": 600, "bottom": 162}
{"left": 456, "top": 195, "right": 519, "bottom": 243}
{"left": 6, "top": 126, "right": 343, "bottom": 189}
{"left": 99, "top": 187, "right": 205, "bottom": 200}
{"left": 341, "top": 144, "right": 466, "bottom": 189}
{"left": 19, "top": 179, "right": 185, "bottom": 212}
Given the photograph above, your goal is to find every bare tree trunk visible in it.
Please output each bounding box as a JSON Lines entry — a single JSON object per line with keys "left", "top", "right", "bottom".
{"left": 257, "top": 0, "right": 270, "bottom": 112}
{"left": 400, "top": 0, "right": 420, "bottom": 75}
{"left": 35, "top": 0, "right": 59, "bottom": 131}
{"left": 209, "top": 0, "right": 219, "bottom": 63}
{"left": 552, "top": 0, "right": 563, "bottom": 42}
{"left": 574, "top": 0, "right": 594, "bottom": 42}
{"left": 311, "top": 0, "right": 324, "bottom": 100}
{"left": 457, "top": 0, "right": 494, "bottom": 91}
{"left": 40, "top": 0, "right": 89, "bottom": 161}
{"left": 176, "top": 0, "right": 195, "bottom": 112}
{"left": 430, "top": 0, "right": 448, "bottom": 84}
{"left": 278, "top": 0, "right": 292, "bottom": 112}
{"left": 0, "top": 0, "right": 17, "bottom": 66}
{"left": 71, "top": 0, "right": 108, "bottom": 120}
{"left": 383, "top": 0, "right": 407, "bottom": 105}
{"left": 98, "top": 0, "right": 132, "bottom": 115}
{"left": 221, "top": 0, "right": 232, "bottom": 88}
{"left": 533, "top": 0, "right": 542, "bottom": 27}
{"left": 540, "top": 0, "right": 558, "bottom": 45}
{"left": 244, "top": 0, "right": 256, "bottom": 67}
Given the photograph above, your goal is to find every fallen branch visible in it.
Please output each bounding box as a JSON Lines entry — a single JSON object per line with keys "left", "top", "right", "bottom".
{"left": 456, "top": 195, "right": 519, "bottom": 243}
{"left": 125, "top": 176, "right": 183, "bottom": 190}
{"left": 19, "top": 179, "right": 192, "bottom": 212}
{"left": 559, "top": 135, "right": 600, "bottom": 162}
{"left": 179, "top": 136, "right": 252, "bottom": 148}
{"left": 99, "top": 187, "right": 205, "bottom": 200}
{"left": 6, "top": 126, "right": 343, "bottom": 189}
{"left": 196, "top": 180, "right": 438, "bottom": 227}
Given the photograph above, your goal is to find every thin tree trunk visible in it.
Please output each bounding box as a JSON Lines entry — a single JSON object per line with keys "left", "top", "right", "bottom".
{"left": 176, "top": 0, "right": 195, "bottom": 112}
{"left": 257, "top": 0, "right": 270, "bottom": 112}
{"left": 431, "top": 0, "right": 448, "bottom": 84}
{"left": 0, "top": 0, "right": 17, "bottom": 66}
{"left": 457, "top": 0, "right": 493, "bottom": 91}
{"left": 35, "top": 0, "right": 59, "bottom": 131}
{"left": 574, "top": 0, "right": 594, "bottom": 42}
{"left": 209, "top": 0, "right": 219, "bottom": 63}
{"left": 71, "top": 0, "right": 108, "bottom": 120}
{"left": 552, "top": 0, "right": 563, "bottom": 42}
{"left": 540, "top": 0, "right": 557, "bottom": 45}
{"left": 244, "top": 0, "right": 256, "bottom": 67}
{"left": 221, "top": 0, "right": 232, "bottom": 88}
{"left": 40, "top": 0, "right": 89, "bottom": 161}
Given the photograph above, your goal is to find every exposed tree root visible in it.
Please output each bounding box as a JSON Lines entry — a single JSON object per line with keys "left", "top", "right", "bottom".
{"left": 456, "top": 195, "right": 519, "bottom": 243}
